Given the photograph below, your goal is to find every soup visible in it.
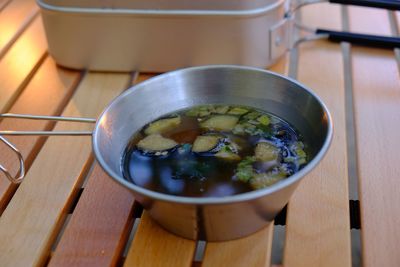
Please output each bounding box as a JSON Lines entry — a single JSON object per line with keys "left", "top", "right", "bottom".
{"left": 122, "top": 105, "right": 307, "bottom": 197}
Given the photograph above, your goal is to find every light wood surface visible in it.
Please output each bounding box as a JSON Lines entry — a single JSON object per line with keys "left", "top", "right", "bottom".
{"left": 0, "top": 16, "right": 47, "bottom": 113}
{"left": 349, "top": 7, "right": 400, "bottom": 267}
{"left": 124, "top": 212, "right": 196, "bottom": 267}
{"left": 0, "top": 73, "right": 130, "bottom": 266}
{"left": 0, "top": 57, "right": 80, "bottom": 212}
{"left": 0, "top": 0, "right": 38, "bottom": 57}
{"left": 0, "top": 3, "right": 399, "bottom": 266}
{"left": 48, "top": 164, "right": 136, "bottom": 267}
{"left": 283, "top": 3, "right": 351, "bottom": 267}
{"left": 203, "top": 225, "right": 273, "bottom": 267}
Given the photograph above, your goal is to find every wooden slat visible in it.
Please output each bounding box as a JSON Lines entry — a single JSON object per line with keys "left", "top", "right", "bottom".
{"left": 0, "top": 57, "right": 80, "bottom": 212}
{"left": 0, "top": 72, "right": 131, "bottom": 267}
{"left": 124, "top": 213, "right": 196, "bottom": 267}
{"left": 203, "top": 226, "right": 273, "bottom": 267}
{"left": 349, "top": 6, "right": 391, "bottom": 35}
{"left": 0, "top": 16, "right": 47, "bottom": 113}
{"left": 283, "top": 4, "right": 351, "bottom": 267}
{"left": 349, "top": 7, "right": 400, "bottom": 267}
{"left": 201, "top": 56, "right": 287, "bottom": 267}
{"left": 48, "top": 164, "right": 136, "bottom": 267}
{"left": 0, "top": 0, "right": 39, "bottom": 56}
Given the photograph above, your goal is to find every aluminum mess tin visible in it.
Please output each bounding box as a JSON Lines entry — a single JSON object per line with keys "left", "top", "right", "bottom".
{"left": 37, "top": 0, "right": 289, "bottom": 72}
{"left": 39, "top": 0, "right": 281, "bottom": 11}
{"left": 93, "top": 66, "right": 332, "bottom": 241}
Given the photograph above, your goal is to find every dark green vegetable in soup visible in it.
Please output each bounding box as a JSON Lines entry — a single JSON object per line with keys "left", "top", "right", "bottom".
{"left": 122, "top": 104, "right": 308, "bottom": 197}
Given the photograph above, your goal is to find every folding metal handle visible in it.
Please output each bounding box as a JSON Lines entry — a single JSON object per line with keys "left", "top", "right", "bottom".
{"left": 0, "top": 113, "right": 96, "bottom": 183}
{"left": 0, "top": 135, "right": 25, "bottom": 184}
{"left": 0, "top": 113, "right": 96, "bottom": 136}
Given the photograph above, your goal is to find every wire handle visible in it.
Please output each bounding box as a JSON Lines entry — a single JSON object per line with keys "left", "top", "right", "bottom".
{"left": 0, "top": 136, "right": 25, "bottom": 184}
{"left": 0, "top": 113, "right": 96, "bottom": 136}
{"left": 0, "top": 113, "right": 96, "bottom": 183}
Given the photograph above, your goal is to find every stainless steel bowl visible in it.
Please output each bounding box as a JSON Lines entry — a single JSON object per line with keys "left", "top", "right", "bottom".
{"left": 92, "top": 65, "right": 333, "bottom": 241}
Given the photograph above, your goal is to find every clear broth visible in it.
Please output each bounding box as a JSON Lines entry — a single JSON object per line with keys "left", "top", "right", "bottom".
{"left": 122, "top": 105, "right": 307, "bottom": 197}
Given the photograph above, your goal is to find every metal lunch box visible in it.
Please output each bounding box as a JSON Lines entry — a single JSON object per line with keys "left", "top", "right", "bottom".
{"left": 37, "top": 0, "right": 290, "bottom": 72}
{"left": 37, "top": 0, "right": 400, "bottom": 72}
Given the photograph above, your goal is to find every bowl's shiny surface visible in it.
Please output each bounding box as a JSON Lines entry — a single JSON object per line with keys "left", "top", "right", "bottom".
{"left": 93, "top": 65, "right": 332, "bottom": 241}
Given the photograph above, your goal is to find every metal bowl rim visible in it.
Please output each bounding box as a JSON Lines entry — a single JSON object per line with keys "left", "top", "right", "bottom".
{"left": 92, "top": 65, "right": 333, "bottom": 205}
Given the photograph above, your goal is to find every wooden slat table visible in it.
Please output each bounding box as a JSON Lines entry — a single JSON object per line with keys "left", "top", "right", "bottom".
{"left": 0, "top": 1, "right": 399, "bottom": 266}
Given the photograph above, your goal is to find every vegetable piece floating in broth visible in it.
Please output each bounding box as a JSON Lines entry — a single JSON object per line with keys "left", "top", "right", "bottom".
{"left": 215, "top": 145, "right": 241, "bottom": 161}
{"left": 144, "top": 116, "right": 181, "bottom": 135}
{"left": 257, "top": 115, "right": 270, "bottom": 126}
{"left": 255, "top": 142, "right": 279, "bottom": 162}
{"left": 192, "top": 135, "right": 221, "bottom": 153}
{"left": 123, "top": 104, "right": 308, "bottom": 197}
{"left": 200, "top": 115, "right": 239, "bottom": 131}
{"left": 228, "top": 107, "right": 249, "bottom": 115}
{"left": 137, "top": 134, "right": 178, "bottom": 154}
